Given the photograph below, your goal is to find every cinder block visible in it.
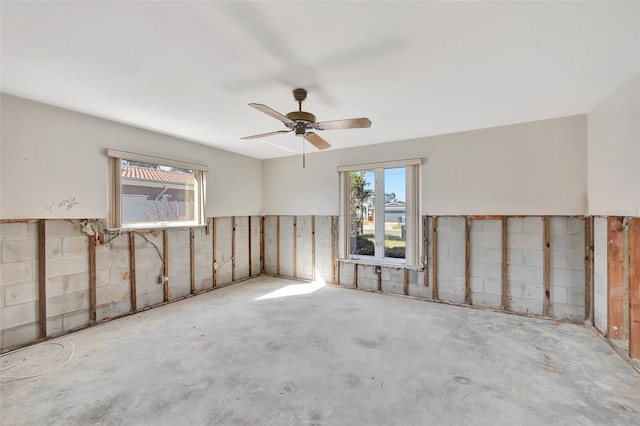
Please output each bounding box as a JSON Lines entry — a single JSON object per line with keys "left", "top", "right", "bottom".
{"left": 109, "top": 267, "right": 131, "bottom": 286}
{"left": 62, "top": 309, "right": 90, "bottom": 330}
{"left": 508, "top": 281, "right": 524, "bottom": 298}
{"left": 551, "top": 234, "right": 584, "bottom": 252}
{"left": 508, "top": 297, "right": 542, "bottom": 316}
{"left": 472, "top": 292, "right": 501, "bottom": 309}
{"left": 508, "top": 233, "right": 542, "bottom": 250}
{"left": 567, "top": 287, "right": 585, "bottom": 306}
{"left": 523, "top": 217, "right": 542, "bottom": 234}
{"left": 483, "top": 278, "right": 502, "bottom": 296}
{"left": 46, "top": 220, "right": 82, "bottom": 238}
{"left": 2, "top": 323, "right": 38, "bottom": 349}
{"left": 4, "top": 281, "right": 38, "bottom": 306}
{"left": 47, "top": 255, "right": 88, "bottom": 278}
{"left": 47, "top": 316, "right": 63, "bottom": 336}
{"left": 1, "top": 223, "right": 28, "bottom": 241}
{"left": 96, "top": 268, "right": 110, "bottom": 288}
{"left": 46, "top": 291, "right": 89, "bottom": 318}
{"left": 507, "top": 249, "right": 524, "bottom": 265}
{"left": 551, "top": 304, "right": 585, "bottom": 322}
{"left": 1, "top": 301, "right": 37, "bottom": 329}
{"left": 567, "top": 218, "right": 584, "bottom": 235}
{"left": 381, "top": 279, "right": 404, "bottom": 295}
{"left": 408, "top": 282, "right": 430, "bottom": 299}
{"left": 2, "top": 240, "right": 37, "bottom": 263}
{"left": 47, "top": 276, "right": 65, "bottom": 297}
{"left": 550, "top": 251, "right": 567, "bottom": 269}
{"left": 550, "top": 217, "right": 567, "bottom": 235}
{"left": 550, "top": 269, "right": 584, "bottom": 288}
{"left": 522, "top": 250, "right": 543, "bottom": 267}
{"left": 1, "top": 261, "right": 34, "bottom": 285}
{"left": 46, "top": 238, "right": 63, "bottom": 258}
{"left": 64, "top": 272, "right": 89, "bottom": 294}
{"left": 507, "top": 218, "right": 523, "bottom": 233}
{"left": 522, "top": 283, "right": 543, "bottom": 301}
{"left": 62, "top": 236, "right": 89, "bottom": 257}
{"left": 508, "top": 265, "right": 543, "bottom": 283}
{"left": 566, "top": 251, "right": 585, "bottom": 271}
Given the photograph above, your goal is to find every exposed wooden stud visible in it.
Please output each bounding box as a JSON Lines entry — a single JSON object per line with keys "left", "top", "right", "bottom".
{"left": 260, "top": 216, "right": 265, "bottom": 274}
{"left": 629, "top": 218, "right": 640, "bottom": 359}
{"left": 423, "top": 216, "right": 429, "bottom": 287}
{"left": 293, "top": 216, "right": 297, "bottom": 278}
{"left": 501, "top": 217, "right": 508, "bottom": 311}
{"left": 584, "top": 217, "right": 594, "bottom": 324}
{"left": 129, "top": 232, "right": 137, "bottom": 311}
{"left": 205, "top": 217, "right": 210, "bottom": 235}
{"left": 37, "top": 220, "right": 47, "bottom": 338}
{"left": 1, "top": 219, "right": 40, "bottom": 224}
{"left": 331, "top": 216, "right": 338, "bottom": 284}
{"left": 248, "top": 216, "right": 252, "bottom": 277}
{"left": 608, "top": 217, "right": 625, "bottom": 340}
{"left": 190, "top": 228, "right": 195, "bottom": 293}
{"left": 470, "top": 215, "right": 504, "bottom": 220}
{"left": 163, "top": 229, "right": 169, "bottom": 301}
{"left": 353, "top": 264, "right": 358, "bottom": 288}
{"left": 377, "top": 268, "right": 382, "bottom": 292}
{"left": 465, "top": 217, "right": 471, "bottom": 305}
{"left": 212, "top": 218, "right": 217, "bottom": 288}
{"left": 404, "top": 269, "right": 409, "bottom": 296}
{"left": 89, "top": 235, "right": 97, "bottom": 322}
{"left": 311, "top": 216, "right": 316, "bottom": 281}
{"left": 276, "top": 216, "right": 281, "bottom": 276}
{"left": 543, "top": 216, "right": 551, "bottom": 317}
{"left": 231, "top": 216, "right": 236, "bottom": 282}
{"left": 432, "top": 216, "right": 438, "bottom": 300}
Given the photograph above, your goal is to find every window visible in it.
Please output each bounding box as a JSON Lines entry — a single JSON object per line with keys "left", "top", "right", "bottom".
{"left": 339, "top": 158, "right": 421, "bottom": 267}
{"left": 107, "top": 149, "right": 207, "bottom": 229}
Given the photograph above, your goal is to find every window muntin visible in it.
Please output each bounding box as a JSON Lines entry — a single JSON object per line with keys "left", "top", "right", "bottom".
{"left": 108, "top": 149, "right": 207, "bottom": 229}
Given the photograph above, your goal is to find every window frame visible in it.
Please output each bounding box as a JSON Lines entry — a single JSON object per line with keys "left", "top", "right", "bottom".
{"left": 338, "top": 158, "right": 421, "bottom": 268}
{"left": 107, "top": 149, "right": 208, "bottom": 230}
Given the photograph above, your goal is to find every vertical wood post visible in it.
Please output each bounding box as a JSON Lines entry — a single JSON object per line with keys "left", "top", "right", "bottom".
{"left": 293, "top": 216, "right": 297, "bottom": 278}
{"left": 404, "top": 269, "right": 409, "bottom": 296}
{"left": 543, "top": 216, "right": 551, "bottom": 316}
{"left": 89, "top": 235, "right": 97, "bottom": 322}
{"left": 629, "top": 218, "right": 640, "bottom": 359}
{"left": 331, "top": 216, "right": 338, "bottom": 284}
{"left": 311, "top": 216, "right": 316, "bottom": 281}
{"left": 377, "top": 267, "right": 382, "bottom": 292}
{"left": 432, "top": 216, "right": 438, "bottom": 300}
{"left": 190, "top": 228, "right": 195, "bottom": 293}
{"left": 231, "top": 216, "right": 236, "bottom": 282}
{"left": 129, "top": 232, "right": 137, "bottom": 311}
{"left": 276, "top": 216, "right": 281, "bottom": 276}
{"left": 608, "top": 217, "right": 625, "bottom": 340}
{"left": 353, "top": 264, "right": 358, "bottom": 288}
{"left": 38, "top": 220, "right": 47, "bottom": 338}
{"left": 260, "top": 216, "right": 265, "bottom": 274}
{"left": 585, "top": 217, "right": 594, "bottom": 324}
{"left": 501, "top": 217, "right": 509, "bottom": 311}
{"left": 163, "top": 230, "right": 169, "bottom": 301}
{"left": 212, "top": 218, "right": 217, "bottom": 287}
{"left": 423, "top": 216, "right": 429, "bottom": 287}
{"left": 248, "top": 216, "right": 252, "bottom": 277}
{"left": 465, "top": 217, "right": 471, "bottom": 305}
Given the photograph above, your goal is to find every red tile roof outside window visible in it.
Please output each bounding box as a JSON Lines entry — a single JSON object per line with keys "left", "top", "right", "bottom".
{"left": 122, "top": 165, "right": 195, "bottom": 186}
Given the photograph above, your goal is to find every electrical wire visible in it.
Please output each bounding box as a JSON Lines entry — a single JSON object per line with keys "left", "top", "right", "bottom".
{"left": 0, "top": 342, "right": 75, "bottom": 380}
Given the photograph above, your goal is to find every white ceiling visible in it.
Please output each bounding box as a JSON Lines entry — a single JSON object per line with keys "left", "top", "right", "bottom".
{"left": 1, "top": 1, "right": 638, "bottom": 159}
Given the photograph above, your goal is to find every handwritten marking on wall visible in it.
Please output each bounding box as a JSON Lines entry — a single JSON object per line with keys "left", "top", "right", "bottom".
{"left": 45, "top": 196, "right": 81, "bottom": 215}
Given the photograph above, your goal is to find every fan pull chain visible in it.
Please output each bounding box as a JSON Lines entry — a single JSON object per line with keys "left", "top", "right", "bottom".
{"left": 302, "top": 134, "right": 306, "bottom": 168}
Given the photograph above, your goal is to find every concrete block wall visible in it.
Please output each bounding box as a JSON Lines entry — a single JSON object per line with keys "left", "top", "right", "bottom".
{"left": 1, "top": 216, "right": 259, "bottom": 351}
{"left": 549, "top": 217, "right": 586, "bottom": 322}
{"left": 593, "top": 217, "right": 608, "bottom": 333}
{"left": 436, "top": 217, "right": 466, "bottom": 303}
{"left": 264, "top": 216, "right": 277, "bottom": 275}
{"left": 470, "top": 219, "right": 503, "bottom": 309}
{"left": 507, "top": 217, "right": 544, "bottom": 315}
{"left": 279, "top": 216, "right": 295, "bottom": 278}
{"left": 1, "top": 222, "right": 39, "bottom": 349}
{"left": 295, "top": 216, "right": 314, "bottom": 281}
{"left": 45, "top": 220, "right": 90, "bottom": 335}
{"left": 314, "top": 216, "right": 333, "bottom": 283}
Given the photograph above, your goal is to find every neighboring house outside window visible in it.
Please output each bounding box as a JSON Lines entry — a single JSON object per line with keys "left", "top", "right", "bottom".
{"left": 107, "top": 149, "right": 207, "bottom": 229}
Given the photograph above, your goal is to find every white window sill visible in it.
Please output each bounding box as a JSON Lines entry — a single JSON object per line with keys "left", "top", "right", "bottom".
{"left": 107, "top": 223, "right": 207, "bottom": 232}
{"left": 339, "top": 257, "right": 424, "bottom": 271}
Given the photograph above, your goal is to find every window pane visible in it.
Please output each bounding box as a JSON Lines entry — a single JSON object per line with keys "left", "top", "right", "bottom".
{"left": 121, "top": 159, "right": 196, "bottom": 225}
{"left": 349, "top": 170, "right": 375, "bottom": 256}
{"left": 384, "top": 167, "right": 406, "bottom": 259}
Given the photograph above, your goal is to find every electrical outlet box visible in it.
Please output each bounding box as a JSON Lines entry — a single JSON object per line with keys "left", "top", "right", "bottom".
{"left": 213, "top": 261, "right": 218, "bottom": 270}
{"left": 159, "top": 275, "right": 168, "bottom": 284}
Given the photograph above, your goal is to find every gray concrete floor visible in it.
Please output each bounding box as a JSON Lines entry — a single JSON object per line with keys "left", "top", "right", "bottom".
{"left": 1, "top": 276, "right": 639, "bottom": 425}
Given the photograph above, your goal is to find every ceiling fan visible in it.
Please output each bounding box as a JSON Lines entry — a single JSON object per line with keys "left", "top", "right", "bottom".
{"left": 242, "top": 88, "right": 371, "bottom": 165}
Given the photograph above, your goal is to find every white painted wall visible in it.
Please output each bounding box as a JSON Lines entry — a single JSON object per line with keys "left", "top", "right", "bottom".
{"left": 0, "top": 94, "right": 263, "bottom": 219}
{"left": 588, "top": 72, "right": 640, "bottom": 216}
{"left": 263, "top": 115, "right": 587, "bottom": 216}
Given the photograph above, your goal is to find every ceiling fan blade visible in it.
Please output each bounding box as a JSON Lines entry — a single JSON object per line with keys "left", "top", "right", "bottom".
{"left": 248, "top": 103, "right": 294, "bottom": 125}
{"left": 241, "top": 130, "right": 292, "bottom": 140}
{"left": 314, "top": 117, "right": 371, "bottom": 131}
{"left": 305, "top": 132, "right": 331, "bottom": 150}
